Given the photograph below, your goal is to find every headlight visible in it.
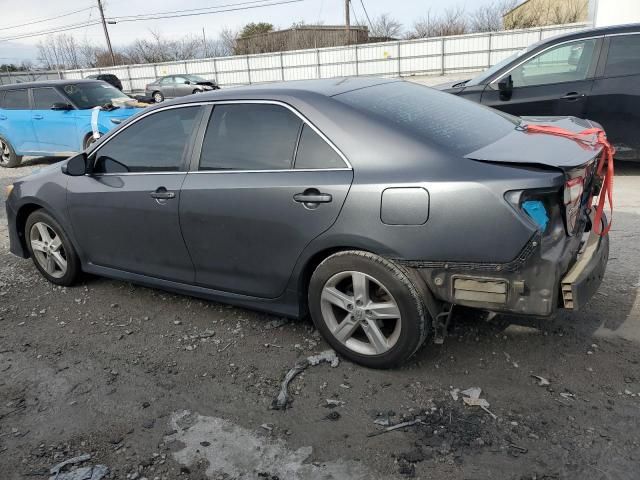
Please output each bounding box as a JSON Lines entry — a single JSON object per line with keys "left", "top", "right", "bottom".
{"left": 4, "top": 184, "right": 13, "bottom": 198}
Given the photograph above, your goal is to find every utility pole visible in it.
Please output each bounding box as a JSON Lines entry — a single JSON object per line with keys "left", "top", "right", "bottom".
{"left": 202, "top": 28, "right": 208, "bottom": 57}
{"left": 345, "top": 0, "right": 351, "bottom": 44}
{"left": 97, "top": 0, "right": 116, "bottom": 66}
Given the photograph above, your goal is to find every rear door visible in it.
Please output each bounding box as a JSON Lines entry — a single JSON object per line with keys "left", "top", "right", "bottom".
{"left": 31, "top": 87, "right": 78, "bottom": 153}
{"left": 67, "top": 105, "right": 203, "bottom": 282}
{"left": 587, "top": 33, "right": 640, "bottom": 161}
{"left": 0, "top": 89, "right": 38, "bottom": 152}
{"left": 180, "top": 102, "right": 353, "bottom": 298}
{"left": 481, "top": 37, "right": 601, "bottom": 117}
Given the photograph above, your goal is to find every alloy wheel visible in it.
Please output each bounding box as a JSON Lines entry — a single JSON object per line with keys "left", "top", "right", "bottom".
{"left": 0, "top": 140, "right": 10, "bottom": 166}
{"left": 29, "top": 221, "right": 67, "bottom": 279}
{"left": 320, "top": 271, "right": 402, "bottom": 356}
{"left": 153, "top": 93, "right": 163, "bottom": 103}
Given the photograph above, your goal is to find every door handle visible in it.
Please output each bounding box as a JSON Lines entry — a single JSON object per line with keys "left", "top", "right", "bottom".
{"left": 150, "top": 188, "right": 176, "bottom": 200}
{"left": 293, "top": 192, "right": 332, "bottom": 204}
{"left": 561, "top": 92, "right": 585, "bottom": 100}
{"left": 33, "top": 114, "right": 44, "bottom": 120}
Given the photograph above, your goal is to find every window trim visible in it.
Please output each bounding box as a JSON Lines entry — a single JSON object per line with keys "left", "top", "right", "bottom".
{"left": 491, "top": 35, "right": 603, "bottom": 87}
{"left": 89, "top": 100, "right": 351, "bottom": 176}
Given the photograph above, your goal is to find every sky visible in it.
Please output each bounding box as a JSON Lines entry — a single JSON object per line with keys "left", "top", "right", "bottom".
{"left": 0, "top": 0, "right": 503, "bottom": 63}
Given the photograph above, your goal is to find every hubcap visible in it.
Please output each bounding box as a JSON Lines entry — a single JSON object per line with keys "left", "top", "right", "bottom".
{"left": 320, "top": 271, "right": 401, "bottom": 356}
{"left": 154, "top": 93, "right": 163, "bottom": 102}
{"left": 29, "top": 222, "right": 67, "bottom": 278}
{"left": 0, "top": 140, "right": 10, "bottom": 165}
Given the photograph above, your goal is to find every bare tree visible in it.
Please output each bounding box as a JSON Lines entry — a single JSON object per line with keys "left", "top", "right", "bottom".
{"left": 470, "top": 0, "right": 519, "bottom": 32}
{"left": 370, "top": 13, "right": 402, "bottom": 39}
{"left": 549, "top": 0, "right": 588, "bottom": 24}
{"left": 218, "top": 27, "right": 240, "bottom": 56}
{"left": 408, "top": 6, "right": 468, "bottom": 39}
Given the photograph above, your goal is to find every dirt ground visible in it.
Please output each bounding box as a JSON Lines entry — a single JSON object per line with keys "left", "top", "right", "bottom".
{"left": 1, "top": 157, "right": 639, "bottom": 480}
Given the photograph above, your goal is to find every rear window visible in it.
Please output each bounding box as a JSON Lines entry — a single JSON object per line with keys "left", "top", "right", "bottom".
{"left": 1, "top": 89, "right": 29, "bottom": 110}
{"left": 605, "top": 34, "right": 640, "bottom": 77}
{"left": 335, "top": 82, "right": 518, "bottom": 156}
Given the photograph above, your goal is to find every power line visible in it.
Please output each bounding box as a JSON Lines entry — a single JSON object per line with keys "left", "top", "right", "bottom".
{"left": 0, "top": 21, "right": 102, "bottom": 42}
{"left": 359, "top": 0, "right": 374, "bottom": 31}
{"left": 109, "top": 0, "right": 281, "bottom": 21}
{"left": 0, "top": 6, "right": 95, "bottom": 31}
{"left": 108, "top": 0, "right": 304, "bottom": 23}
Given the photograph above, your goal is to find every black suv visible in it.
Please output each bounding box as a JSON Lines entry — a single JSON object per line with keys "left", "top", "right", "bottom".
{"left": 86, "top": 73, "right": 123, "bottom": 91}
{"left": 438, "top": 23, "right": 640, "bottom": 161}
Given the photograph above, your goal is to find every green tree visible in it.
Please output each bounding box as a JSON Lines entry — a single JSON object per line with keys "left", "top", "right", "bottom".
{"left": 239, "top": 22, "right": 274, "bottom": 38}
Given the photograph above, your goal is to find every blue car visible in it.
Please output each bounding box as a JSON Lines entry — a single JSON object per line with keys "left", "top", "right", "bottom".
{"left": 0, "top": 80, "right": 142, "bottom": 168}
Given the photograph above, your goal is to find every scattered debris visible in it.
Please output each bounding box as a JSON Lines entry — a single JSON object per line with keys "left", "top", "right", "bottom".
{"left": 367, "top": 418, "right": 424, "bottom": 437}
{"left": 325, "top": 399, "right": 345, "bottom": 408}
{"left": 260, "top": 424, "right": 274, "bottom": 432}
{"left": 271, "top": 350, "right": 340, "bottom": 410}
{"left": 531, "top": 375, "right": 550, "bottom": 386}
{"left": 560, "top": 392, "right": 576, "bottom": 400}
{"left": 325, "top": 411, "right": 341, "bottom": 421}
{"left": 49, "top": 454, "right": 108, "bottom": 480}
{"left": 450, "top": 388, "right": 460, "bottom": 401}
{"left": 459, "top": 387, "right": 497, "bottom": 419}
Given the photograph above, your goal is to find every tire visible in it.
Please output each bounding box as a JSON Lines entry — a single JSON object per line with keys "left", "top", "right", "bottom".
{"left": 83, "top": 134, "right": 97, "bottom": 150}
{"left": 152, "top": 91, "right": 164, "bottom": 103}
{"left": 308, "top": 251, "right": 430, "bottom": 369}
{"left": 192, "top": 89, "right": 201, "bottom": 95}
{"left": 25, "top": 210, "right": 81, "bottom": 286}
{"left": 0, "top": 136, "right": 23, "bottom": 168}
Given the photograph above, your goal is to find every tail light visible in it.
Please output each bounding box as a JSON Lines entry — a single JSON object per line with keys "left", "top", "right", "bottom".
{"left": 564, "top": 176, "right": 584, "bottom": 235}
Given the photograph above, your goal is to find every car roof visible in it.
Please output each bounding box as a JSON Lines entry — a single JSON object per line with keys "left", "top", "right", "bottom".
{"left": 0, "top": 79, "right": 105, "bottom": 91}
{"left": 538, "top": 22, "right": 640, "bottom": 46}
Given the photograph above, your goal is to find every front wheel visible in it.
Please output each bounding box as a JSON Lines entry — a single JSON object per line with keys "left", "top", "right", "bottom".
{"left": 308, "top": 251, "right": 430, "bottom": 368}
{"left": 25, "top": 210, "right": 81, "bottom": 286}
{"left": 0, "top": 137, "right": 22, "bottom": 168}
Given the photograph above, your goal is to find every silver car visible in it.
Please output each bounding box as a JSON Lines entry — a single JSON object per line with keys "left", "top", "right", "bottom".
{"left": 5, "top": 78, "right": 610, "bottom": 368}
{"left": 145, "top": 74, "right": 219, "bottom": 103}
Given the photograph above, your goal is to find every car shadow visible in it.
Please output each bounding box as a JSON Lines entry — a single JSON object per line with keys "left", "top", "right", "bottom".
{"left": 20, "top": 156, "right": 64, "bottom": 168}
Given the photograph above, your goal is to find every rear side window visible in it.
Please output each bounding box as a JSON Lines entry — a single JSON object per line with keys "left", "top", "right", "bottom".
{"left": 32, "top": 88, "right": 65, "bottom": 110}
{"left": 336, "top": 82, "right": 518, "bottom": 156}
{"left": 605, "top": 35, "right": 640, "bottom": 77}
{"left": 199, "top": 104, "right": 302, "bottom": 171}
{"left": 93, "top": 106, "right": 201, "bottom": 173}
{"left": 295, "top": 125, "right": 345, "bottom": 169}
{"left": 2, "top": 89, "right": 29, "bottom": 110}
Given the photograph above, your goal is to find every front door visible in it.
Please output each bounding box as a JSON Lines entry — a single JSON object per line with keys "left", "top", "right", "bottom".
{"left": 180, "top": 103, "right": 353, "bottom": 298}
{"left": 482, "top": 37, "right": 601, "bottom": 118}
{"left": 67, "top": 105, "right": 203, "bottom": 282}
{"left": 31, "top": 87, "right": 78, "bottom": 153}
{"left": 587, "top": 33, "right": 640, "bottom": 160}
{"left": 172, "top": 76, "right": 192, "bottom": 97}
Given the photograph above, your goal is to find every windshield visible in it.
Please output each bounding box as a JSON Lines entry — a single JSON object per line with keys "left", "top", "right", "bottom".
{"left": 62, "top": 83, "right": 130, "bottom": 109}
{"left": 466, "top": 46, "right": 531, "bottom": 86}
{"left": 186, "top": 75, "right": 208, "bottom": 82}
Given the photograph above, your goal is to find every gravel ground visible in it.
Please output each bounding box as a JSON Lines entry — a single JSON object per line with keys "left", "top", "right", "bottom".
{"left": 1, "top": 156, "right": 639, "bottom": 480}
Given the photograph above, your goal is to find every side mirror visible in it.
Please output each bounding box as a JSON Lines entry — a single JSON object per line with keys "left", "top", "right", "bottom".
{"left": 184, "top": 80, "right": 191, "bottom": 85}
{"left": 498, "top": 75, "right": 513, "bottom": 101}
{"left": 61, "top": 153, "right": 87, "bottom": 176}
{"left": 52, "top": 102, "right": 73, "bottom": 111}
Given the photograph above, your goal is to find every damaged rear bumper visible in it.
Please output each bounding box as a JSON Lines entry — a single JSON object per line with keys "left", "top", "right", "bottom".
{"left": 399, "top": 214, "right": 609, "bottom": 317}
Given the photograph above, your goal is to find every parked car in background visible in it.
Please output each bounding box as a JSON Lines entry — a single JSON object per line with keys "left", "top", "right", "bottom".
{"left": 0, "top": 80, "right": 142, "bottom": 168}
{"left": 145, "top": 75, "right": 219, "bottom": 103}
{"left": 437, "top": 23, "right": 640, "bottom": 161}
{"left": 85, "top": 73, "right": 123, "bottom": 91}
{"left": 5, "top": 78, "right": 609, "bottom": 368}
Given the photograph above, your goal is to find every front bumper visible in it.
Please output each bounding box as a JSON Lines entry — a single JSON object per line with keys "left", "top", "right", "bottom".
{"left": 407, "top": 214, "right": 609, "bottom": 317}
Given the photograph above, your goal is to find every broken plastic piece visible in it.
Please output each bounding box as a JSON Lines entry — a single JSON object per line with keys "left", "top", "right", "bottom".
{"left": 49, "top": 454, "right": 108, "bottom": 480}
{"left": 531, "top": 375, "right": 550, "bottom": 386}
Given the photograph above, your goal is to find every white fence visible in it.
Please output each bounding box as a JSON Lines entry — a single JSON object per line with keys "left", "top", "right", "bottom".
{"left": 11, "top": 23, "right": 589, "bottom": 93}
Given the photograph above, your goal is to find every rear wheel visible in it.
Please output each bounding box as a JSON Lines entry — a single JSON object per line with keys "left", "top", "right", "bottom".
{"left": 0, "top": 137, "right": 22, "bottom": 168}
{"left": 308, "top": 251, "right": 430, "bottom": 368}
{"left": 25, "top": 210, "right": 80, "bottom": 286}
{"left": 153, "top": 91, "right": 164, "bottom": 103}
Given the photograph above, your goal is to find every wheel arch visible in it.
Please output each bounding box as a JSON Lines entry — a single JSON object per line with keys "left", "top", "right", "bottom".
{"left": 14, "top": 202, "right": 45, "bottom": 257}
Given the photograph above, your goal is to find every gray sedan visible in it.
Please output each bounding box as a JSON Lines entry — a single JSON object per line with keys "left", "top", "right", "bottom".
{"left": 145, "top": 74, "right": 219, "bottom": 103}
{"left": 4, "top": 78, "right": 609, "bottom": 368}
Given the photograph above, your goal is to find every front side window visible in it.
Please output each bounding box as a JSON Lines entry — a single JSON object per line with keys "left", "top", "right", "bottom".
{"left": 605, "top": 34, "right": 640, "bottom": 77}
{"left": 295, "top": 125, "right": 345, "bottom": 169}
{"left": 174, "top": 76, "right": 188, "bottom": 84}
{"left": 509, "top": 38, "right": 598, "bottom": 87}
{"left": 62, "top": 83, "right": 129, "bottom": 109}
{"left": 94, "top": 106, "right": 200, "bottom": 173}
{"left": 199, "top": 104, "right": 302, "bottom": 171}
{"left": 32, "top": 88, "right": 66, "bottom": 110}
{"left": 2, "top": 89, "right": 29, "bottom": 110}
